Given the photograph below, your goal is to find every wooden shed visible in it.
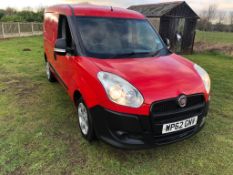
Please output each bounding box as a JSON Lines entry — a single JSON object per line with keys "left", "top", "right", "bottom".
{"left": 129, "top": 1, "right": 199, "bottom": 54}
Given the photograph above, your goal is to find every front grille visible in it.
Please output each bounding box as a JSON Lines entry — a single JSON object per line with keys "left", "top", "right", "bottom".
{"left": 150, "top": 94, "right": 206, "bottom": 144}
{"left": 151, "top": 94, "right": 205, "bottom": 116}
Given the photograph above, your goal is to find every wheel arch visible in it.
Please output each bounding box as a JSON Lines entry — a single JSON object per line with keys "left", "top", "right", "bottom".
{"left": 73, "top": 90, "right": 82, "bottom": 106}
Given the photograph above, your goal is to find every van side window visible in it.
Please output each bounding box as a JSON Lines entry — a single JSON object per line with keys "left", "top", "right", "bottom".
{"left": 58, "top": 15, "right": 73, "bottom": 49}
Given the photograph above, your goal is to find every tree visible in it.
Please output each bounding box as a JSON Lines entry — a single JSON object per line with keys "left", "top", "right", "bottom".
{"left": 218, "top": 11, "right": 226, "bottom": 24}
{"left": 230, "top": 11, "right": 233, "bottom": 25}
{"left": 198, "top": 4, "right": 217, "bottom": 31}
{"left": 229, "top": 11, "right": 233, "bottom": 32}
{"left": 206, "top": 4, "right": 217, "bottom": 22}
{"left": 35, "top": 6, "right": 45, "bottom": 22}
{"left": 5, "top": 7, "right": 16, "bottom": 15}
{"left": 0, "top": 9, "right": 5, "bottom": 20}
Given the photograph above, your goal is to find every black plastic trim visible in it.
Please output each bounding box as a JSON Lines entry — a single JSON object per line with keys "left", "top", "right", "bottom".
{"left": 49, "top": 63, "right": 68, "bottom": 90}
{"left": 89, "top": 102, "right": 209, "bottom": 149}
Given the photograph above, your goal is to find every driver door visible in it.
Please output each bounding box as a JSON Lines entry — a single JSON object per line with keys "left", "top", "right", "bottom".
{"left": 55, "top": 15, "right": 76, "bottom": 89}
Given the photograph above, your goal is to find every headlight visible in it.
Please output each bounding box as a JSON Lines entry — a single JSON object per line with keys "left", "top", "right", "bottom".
{"left": 194, "top": 64, "right": 211, "bottom": 94}
{"left": 97, "top": 72, "right": 144, "bottom": 108}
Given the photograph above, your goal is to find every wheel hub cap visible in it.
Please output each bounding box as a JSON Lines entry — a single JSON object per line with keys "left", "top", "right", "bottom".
{"left": 78, "top": 103, "right": 89, "bottom": 135}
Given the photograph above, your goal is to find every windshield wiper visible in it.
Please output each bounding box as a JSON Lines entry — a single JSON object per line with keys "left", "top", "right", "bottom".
{"left": 109, "top": 48, "right": 165, "bottom": 59}
{"left": 109, "top": 51, "right": 155, "bottom": 58}
{"left": 110, "top": 48, "right": 164, "bottom": 58}
{"left": 148, "top": 48, "right": 165, "bottom": 57}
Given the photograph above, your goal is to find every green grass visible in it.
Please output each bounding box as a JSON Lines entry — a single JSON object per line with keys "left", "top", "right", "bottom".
{"left": 0, "top": 36, "right": 233, "bottom": 175}
{"left": 195, "top": 31, "right": 233, "bottom": 44}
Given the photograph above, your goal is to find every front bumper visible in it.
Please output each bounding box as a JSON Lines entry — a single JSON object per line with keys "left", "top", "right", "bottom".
{"left": 90, "top": 102, "right": 209, "bottom": 149}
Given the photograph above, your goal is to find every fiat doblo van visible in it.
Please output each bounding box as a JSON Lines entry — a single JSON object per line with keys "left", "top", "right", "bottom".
{"left": 43, "top": 4, "right": 210, "bottom": 149}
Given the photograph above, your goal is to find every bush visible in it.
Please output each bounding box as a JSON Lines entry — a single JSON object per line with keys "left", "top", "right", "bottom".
{"left": 1, "top": 15, "right": 22, "bottom": 22}
{"left": 0, "top": 8, "right": 44, "bottom": 22}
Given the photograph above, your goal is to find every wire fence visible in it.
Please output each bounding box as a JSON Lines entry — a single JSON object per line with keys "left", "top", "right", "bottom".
{"left": 0, "top": 22, "right": 43, "bottom": 39}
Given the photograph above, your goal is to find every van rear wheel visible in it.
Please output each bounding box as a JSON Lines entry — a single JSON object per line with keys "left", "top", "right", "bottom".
{"left": 45, "top": 61, "right": 56, "bottom": 82}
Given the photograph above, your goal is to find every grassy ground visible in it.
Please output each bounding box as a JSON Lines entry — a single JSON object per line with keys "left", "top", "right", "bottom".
{"left": 0, "top": 36, "right": 233, "bottom": 175}
{"left": 195, "top": 31, "right": 233, "bottom": 44}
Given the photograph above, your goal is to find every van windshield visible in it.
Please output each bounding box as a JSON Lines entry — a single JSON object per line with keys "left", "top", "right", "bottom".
{"left": 76, "top": 17, "right": 168, "bottom": 59}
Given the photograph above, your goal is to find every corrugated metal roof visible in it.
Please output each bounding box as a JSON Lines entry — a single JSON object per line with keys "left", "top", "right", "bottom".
{"left": 128, "top": 1, "right": 187, "bottom": 17}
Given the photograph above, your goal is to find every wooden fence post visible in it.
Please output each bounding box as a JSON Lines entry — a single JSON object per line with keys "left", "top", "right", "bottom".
{"left": 18, "top": 22, "right": 21, "bottom": 37}
{"left": 2, "top": 23, "right": 5, "bottom": 38}
{"left": 31, "top": 22, "right": 34, "bottom": 35}
{"left": 191, "top": 31, "right": 196, "bottom": 54}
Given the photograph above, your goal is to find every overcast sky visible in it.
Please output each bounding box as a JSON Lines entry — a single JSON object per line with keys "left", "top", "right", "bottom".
{"left": 1, "top": 0, "right": 233, "bottom": 12}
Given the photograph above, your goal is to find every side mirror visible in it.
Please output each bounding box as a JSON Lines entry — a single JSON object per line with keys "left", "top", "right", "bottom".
{"left": 163, "top": 38, "right": 171, "bottom": 50}
{"left": 54, "top": 38, "right": 67, "bottom": 55}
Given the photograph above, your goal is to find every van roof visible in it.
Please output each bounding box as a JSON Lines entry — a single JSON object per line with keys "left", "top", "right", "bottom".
{"left": 45, "top": 4, "right": 145, "bottom": 19}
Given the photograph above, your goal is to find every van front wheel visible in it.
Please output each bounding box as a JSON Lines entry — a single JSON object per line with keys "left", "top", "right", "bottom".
{"left": 76, "top": 98, "right": 95, "bottom": 141}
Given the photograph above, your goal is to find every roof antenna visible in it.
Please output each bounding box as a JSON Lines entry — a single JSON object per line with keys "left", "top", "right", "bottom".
{"left": 110, "top": 6, "right": 113, "bottom": 11}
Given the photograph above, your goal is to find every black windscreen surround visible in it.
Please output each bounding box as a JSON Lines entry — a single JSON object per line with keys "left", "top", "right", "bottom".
{"left": 58, "top": 15, "right": 73, "bottom": 48}
{"left": 75, "top": 17, "right": 169, "bottom": 59}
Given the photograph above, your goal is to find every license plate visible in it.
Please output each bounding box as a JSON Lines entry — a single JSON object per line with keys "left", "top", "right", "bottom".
{"left": 162, "top": 116, "right": 198, "bottom": 134}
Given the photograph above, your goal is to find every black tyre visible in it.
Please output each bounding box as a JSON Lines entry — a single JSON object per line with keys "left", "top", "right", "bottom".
{"left": 76, "top": 98, "right": 95, "bottom": 141}
{"left": 45, "top": 61, "right": 56, "bottom": 82}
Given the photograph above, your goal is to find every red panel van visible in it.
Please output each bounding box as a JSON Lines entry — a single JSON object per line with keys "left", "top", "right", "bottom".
{"left": 43, "top": 4, "right": 210, "bottom": 149}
